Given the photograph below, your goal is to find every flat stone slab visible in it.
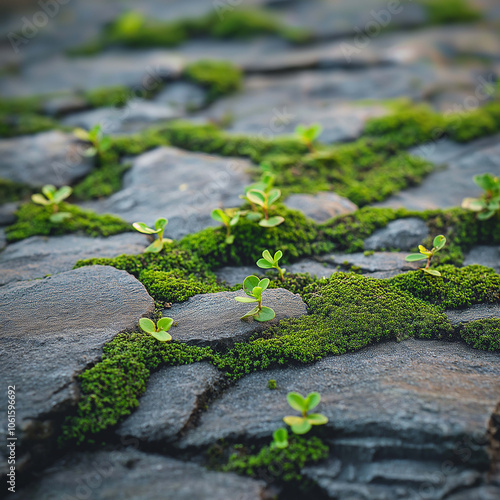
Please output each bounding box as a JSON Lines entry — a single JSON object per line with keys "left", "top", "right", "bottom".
{"left": 0, "top": 266, "right": 154, "bottom": 472}
{"left": 165, "top": 289, "right": 307, "bottom": 349}
{"left": 117, "top": 363, "right": 225, "bottom": 444}
{"left": 285, "top": 192, "right": 357, "bottom": 223}
{"left": 13, "top": 449, "right": 268, "bottom": 500}
{"left": 445, "top": 304, "right": 500, "bottom": 326}
{"left": 464, "top": 246, "right": 500, "bottom": 273}
{"left": 0, "top": 130, "right": 94, "bottom": 187}
{"left": 0, "top": 233, "right": 148, "bottom": 286}
{"left": 84, "top": 146, "right": 252, "bottom": 240}
{"left": 363, "top": 217, "right": 429, "bottom": 251}
{"left": 318, "top": 251, "right": 419, "bottom": 273}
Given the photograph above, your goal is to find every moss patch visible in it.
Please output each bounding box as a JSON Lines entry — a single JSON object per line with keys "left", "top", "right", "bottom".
{"left": 420, "top": 0, "right": 482, "bottom": 24}
{"left": 460, "top": 319, "right": 500, "bottom": 351}
{"left": 72, "top": 162, "right": 131, "bottom": 201}
{"left": 0, "top": 178, "right": 33, "bottom": 203}
{"left": 0, "top": 113, "right": 61, "bottom": 138}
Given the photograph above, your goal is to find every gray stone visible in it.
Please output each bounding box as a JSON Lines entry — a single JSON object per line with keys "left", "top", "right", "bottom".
{"left": 117, "top": 363, "right": 226, "bottom": 444}
{"left": 446, "top": 486, "right": 500, "bottom": 500}
{"left": 42, "top": 94, "right": 88, "bottom": 117}
{"left": 13, "top": 449, "right": 269, "bottom": 500}
{"left": 165, "top": 289, "right": 307, "bottom": 349}
{"left": 154, "top": 81, "right": 206, "bottom": 111}
{"left": 285, "top": 192, "right": 358, "bottom": 223}
{"left": 0, "top": 228, "right": 5, "bottom": 251}
{"left": 0, "top": 266, "right": 154, "bottom": 473}
{"left": 83, "top": 146, "right": 252, "bottom": 240}
{"left": 0, "top": 202, "right": 19, "bottom": 225}
{"left": 364, "top": 218, "right": 429, "bottom": 251}
{"left": 0, "top": 130, "right": 94, "bottom": 188}
{"left": 445, "top": 304, "right": 500, "bottom": 326}
{"left": 0, "top": 233, "right": 149, "bottom": 286}
{"left": 318, "top": 251, "right": 420, "bottom": 273}
{"left": 215, "top": 265, "right": 256, "bottom": 287}
{"left": 464, "top": 246, "right": 500, "bottom": 273}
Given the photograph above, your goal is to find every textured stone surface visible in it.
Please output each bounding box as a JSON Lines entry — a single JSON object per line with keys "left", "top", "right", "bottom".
{"left": 13, "top": 449, "right": 269, "bottom": 500}
{"left": 165, "top": 289, "right": 307, "bottom": 349}
{"left": 319, "top": 251, "right": 419, "bottom": 273}
{"left": 464, "top": 246, "right": 500, "bottom": 273}
{"left": 0, "top": 202, "right": 19, "bottom": 225}
{"left": 0, "top": 266, "right": 154, "bottom": 472}
{"left": 445, "top": 304, "right": 500, "bottom": 326}
{"left": 215, "top": 265, "right": 257, "bottom": 287}
{"left": 0, "top": 228, "right": 6, "bottom": 251}
{"left": 364, "top": 217, "right": 429, "bottom": 251}
{"left": 285, "top": 192, "right": 357, "bottom": 223}
{"left": 0, "top": 233, "right": 149, "bottom": 286}
{"left": 0, "top": 130, "right": 94, "bottom": 187}
{"left": 118, "top": 363, "right": 226, "bottom": 444}
{"left": 84, "top": 146, "right": 252, "bottom": 240}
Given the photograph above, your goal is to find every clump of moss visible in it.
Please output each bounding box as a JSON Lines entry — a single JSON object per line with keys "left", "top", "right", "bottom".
{"left": 83, "top": 85, "right": 130, "bottom": 108}
{"left": 0, "top": 178, "right": 32, "bottom": 203}
{"left": 420, "top": 0, "right": 482, "bottom": 24}
{"left": 0, "top": 113, "right": 61, "bottom": 138}
{"left": 72, "top": 163, "right": 130, "bottom": 200}
{"left": 445, "top": 105, "right": 499, "bottom": 143}
{"left": 460, "top": 319, "right": 500, "bottom": 351}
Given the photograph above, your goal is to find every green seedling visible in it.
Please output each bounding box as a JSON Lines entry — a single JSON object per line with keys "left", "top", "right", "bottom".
{"left": 138, "top": 317, "right": 173, "bottom": 342}
{"left": 405, "top": 235, "right": 446, "bottom": 277}
{"left": 31, "top": 184, "right": 73, "bottom": 223}
{"left": 257, "top": 249, "right": 286, "bottom": 281}
{"left": 271, "top": 428, "right": 289, "bottom": 449}
{"left": 283, "top": 392, "right": 328, "bottom": 435}
{"left": 240, "top": 170, "right": 275, "bottom": 213}
{"left": 462, "top": 173, "right": 500, "bottom": 220}
{"left": 74, "top": 124, "right": 112, "bottom": 157}
{"left": 295, "top": 123, "right": 323, "bottom": 152}
{"left": 132, "top": 217, "right": 172, "bottom": 253}
{"left": 235, "top": 275, "right": 276, "bottom": 322}
{"left": 246, "top": 188, "right": 284, "bottom": 227}
{"left": 211, "top": 207, "right": 242, "bottom": 244}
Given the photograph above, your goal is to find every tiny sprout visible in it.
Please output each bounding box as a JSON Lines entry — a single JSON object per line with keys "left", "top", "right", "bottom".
{"left": 405, "top": 235, "right": 446, "bottom": 277}
{"left": 139, "top": 317, "right": 173, "bottom": 342}
{"left": 31, "top": 184, "right": 73, "bottom": 223}
{"left": 246, "top": 188, "right": 284, "bottom": 227}
{"left": 211, "top": 208, "right": 242, "bottom": 244}
{"left": 257, "top": 249, "right": 286, "bottom": 281}
{"left": 283, "top": 392, "right": 328, "bottom": 435}
{"left": 74, "top": 124, "right": 112, "bottom": 157}
{"left": 267, "top": 379, "right": 277, "bottom": 390}
{"left": 462, "top": 173, "right": 500, "bottom": 220}
{"left": 132, "top": 217, "right": 172, "bottom": 253}
{"left": 235, "top": 275, "right": 276, "bottom": 322}
{"left": 295, "top": 123, "right": 323, "bottom": 152}
{"left": 271, "top": 428, "right": 289, "bottom": 450}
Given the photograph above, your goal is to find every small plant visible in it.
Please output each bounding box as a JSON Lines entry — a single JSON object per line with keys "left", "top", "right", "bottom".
{"left": 246, "top": 188, "right": 284, "bottom": 227}
{"left": 132, "top": 217, "right": 172, "bottom": 253}
{"left": 462, "top": 173, "right": 500, "bottom": 220}
{"left": 235, "top": 275, "right": 275, "bottom": 322}
{"left": 295, "top": 123, "right": 323, "bottom": 152}
{"left": 138, "top": 316, "right": 173, "bottom": 342}
{"left": 74, "top": 124, "right": 112, "bottom": 157}
{"left": 271, "top": 428, "right": 289, "bottom": 449}
{"left": 283, "top": 392, "right": 328, "bottom": 435}
{"left": 211, "top": 208, "right": 242, "bottom": 244}
{"left": 31, "top": 184, "right": 73, "bottom": 223}
{"left": 267, "top": 379, "right": 277, "bottom": 390}
{"left": 405, "top": 235, "right": 446, "bottom": 276}
{"left": 257, "top": 249, "right": 286, "bottom": 281}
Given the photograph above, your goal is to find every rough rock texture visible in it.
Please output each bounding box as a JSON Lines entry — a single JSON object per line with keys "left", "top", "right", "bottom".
{"left": 284, "top": 192, "right": 357, "bottom": 223}
{"left": 13, "top": 449, "right": 269, "bottom": 500}
{"left": 363, "top": 217, "right": 429, "bottom": 251}
{"left": 0, "top": 266, "right": 154, "bottom": 473}
{"left": 84, "top": 147, "right": 252, "bottom": 239}
{"left": 318, "top": 251, "right": 419, "bottom": 273}
{"left": 0, "top": 228, "right": 6, "bottom": 251}
{"left": 153, "top": 81, "right": 206, "bottom": 111}
{"left": 117, "top": 363, "right": 226, "bottom": 444}
{"left": 0, "top": 202, "right": 19, "bottom": 225}
{"left": 464, "top": 246, "right": 500, "bottom": 273}
{"left": 215, "top": 265, "right": 257, "bottom": 287}
{"left": 0, "top": 130, "right": 94, "bottom": 187}
{"left": 445, "top": 304, "right": 500, "bottom": 326}
{"left": 165, "top": 289, "right": 307, "bottom": 349}
{"left": 0, "top": 233, "right": 149, "bottom": 286}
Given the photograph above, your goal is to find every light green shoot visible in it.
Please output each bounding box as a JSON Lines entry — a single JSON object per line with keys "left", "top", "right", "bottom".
{"left": 405, "top": 235, "right": 446, "bottom": 277}
{"left": 235, "top": 275, "right": 275, "bottom": 322}
{"left": 295, "top": 123, "right": 323, "bottom": 152}
{"left": 138, "top": 317, "right": 173, "bottom": 342}
{"left": 246, "top": 188, "right": 284, "bottom": 227}
{"left": 132, "top": 217, "right": 172, "bottom": 253}
{"left": 462, "top": 173, "right": 500, "bottom": 220}
{"left": 211, "top": 207, "right": 242, "bottom": 244}
{"left": 74, "top": 124, "right": 112, "bottom": 157}
{"left": 31, "top": 184, "right": 73, "bottom": 223}
{"left": 271, "top": 428, "right": 289, "bottom": 450}
{"left": 257, "top": 249, "right": 286, "bottom": 281}
{"left": 283, "top": 392, "right": 328, "bottom": 435}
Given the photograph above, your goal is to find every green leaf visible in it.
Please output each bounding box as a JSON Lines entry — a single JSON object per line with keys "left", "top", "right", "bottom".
{"left": 139, "top": 318, "right": 156, "bottom": 334}
{"left": 256, "top": 258, "right": 274, "bottom": 269}
{"left": 462, "top": 197, "right": 485, "bottom": 212}
{"left": 144, "top": 238, "right": 163, "bottom": 253}
{"left": 240, "top": 305, "right": 260, "bottom": 320}
{"left": 262, "top": 249, "right": 273, "bottom": 263}
{"left": 305, "top": 392, "right": 321, "bottom": 411}
{"left": 31, "top": 194, "right": 50, "bottom": 206}
{"left": 229, "top": 213, "right": 240, "bottom": 226}
{"left": 473, "top": 173, "right": 497, "bottom": 191}
{"left": 433, "top": 235, "right": 446, "bottom": 251}
{"left": 287, "top": 392, "right": 306, "bottom": 412}
{"left": 243, "top": 275, "right": 259, "bottom": 296}
{"left": 246, "top": 211, "right": 262, "bottom": 222}
{"left": 478, "top": 210, "right": 496, "bottom": 220}
{"left": 225, "top": 234, "right": 235, "bottom": 245}
{"left": 157, "top": 317, "right": 173, "bottom": 331}
{"left": 283, "top": 416, "right": 304, "bottom": 427}
{"left": 307, "top": 413, "right": 328, "bottom": 425}
{"left": 267, "top": 189, "right": 281, "bottom": 206}
{"left": 73, "top": 127, "right": 90, "bottom": 141}
{"left": 132, "top": 222, "right": 159, "bottom": 234}
{"left": 423, "top": 268, "right": 441, "bottom": 277}
{"left": 291, "top": 419, "right": 312, "bottom": 435}
{"left": 274, "top": 250, "right": 282, "bottom": 262}
{"left": 259, "top": 216, "right": 285, "bottom": 227}
{"left": 52, "top": 186, "right": 72, "bottom": 203}
{"left": 273, "top": 428, "right": 288, "bottom": 443}
{"left": 211, "top": 208, "right": 229, "bottom": 225}
{"left": 151, "top": 331, "right": 172, "bottom": 342}
{"left": 405, "top": 254, "right": 428, "bottom": 262}
{"left": 49, "top": 212, "right": 72, "bottom": 223}
{"left": 258, "top": 278, "right": 270, "bottom": 291}
{"left": 246, "top": 189, "right": 266, "bottom": 206}
{"left": 83, "top": 146, "right": 97, "bottom": 157}
{"left": 42, "top": 185, "right": 56, "bottom": 199}
{"left": 99, "top": 135, "right": 112, "bottom": 152}
{"left": 252, "top": 286, "right": 263, "bottom": 299}
{"left": 235, "top": 296, "right": 258, "bottom": 303}
{"left": 155, "top": 218, "right": 168, "bottom": 231}
{"left": 254, "top": 306, "right": 275, "bottom": 322}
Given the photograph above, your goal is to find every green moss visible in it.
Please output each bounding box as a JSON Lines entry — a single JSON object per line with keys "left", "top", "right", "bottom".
{"left": 0, "top": 95, "right": 45, "bottom": 114}
{"left": 5, "top": 202, "right": 131, "bottom": 242}
{"left": 83, "top": 85, "right": 130, "bottom": 108}
{"left": 420, "top": 0, "right": 481, "bottom": 24}
{"left": 267, "top": 379, "right": 277, "bottom": 390}
{"left": 0, "top": 178, "right": 32, "bottom": 203}
{"left": 72, "top": 163, "right": 130, "bottom": 200}
{"left": 446, "top": 104, "right": 500, "bottom": 143}
{"left": 460, "top": 319, "right": 500, "bottom": 351}
{"left": 0, "top": 113, "right": 61, "bottom": 138}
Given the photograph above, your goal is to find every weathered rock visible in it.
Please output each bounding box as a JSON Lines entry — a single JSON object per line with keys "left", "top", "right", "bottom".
{"left": 285, "top": 192, "right": 357, "bottom": 223}
{"left": 445, "top": 304, "right": 500, "bottom": 326}
{"left": 165, "top": 289, "right": 307, "bottom": 349}
{"left": 318, "top": 251, "right": 419, "bottom": 273}
{"left": 363, "top": 217, "right": 429, "bottom": 251}
{"left": 445, "top": 486, "right": 500, "bottom": 500}
{"left": 464, "top": 246, "right": 500, "bottom": 273}
{"left": 0, "top": 228, "right": 6, "bottom": 251}
{"left": 0, "top": 130, "right": 94, "bottom": 187}
{"left": 0, "top": 233, "right": 149, "bottom": 286}
{"left": 117, "top": 363, "right": 226, "bottom": 444}
{"left": 215, "top": 265, "right": 256, "bottom": 287}
{"left": 83, "top": 146, "right": 252, "bottom": 239}
{"left": 153, "top": 81, "right": 206, "bottom": 111}
{"left": 0, "top": 202, "right": 19, "bottom": 225}
{"left": 0, "top": 266, "right": 154, "bottom": 473}
{"left": 42, "top": 94, "right": 88, "bottom": 117}
{"left": 13, "top": 449, "right": 269, "bottom": 500}
{"left": 286, "top": 259, "right": 339, "bottom": 278}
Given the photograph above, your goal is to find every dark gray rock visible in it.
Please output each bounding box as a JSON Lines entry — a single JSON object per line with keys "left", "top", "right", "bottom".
{"left": 165, "top": 289, "right": 307, "bottom": 349}
{"left": 445, "top": 304, "right": 500, "bottom": 326}
{"left": 153, "top": 81, "right": 206, "bottom": 112}
{"left": 13, "top": 449, "right": 269, "bottom": 500}
{"left": 0, "top": 266, "right": 154, "bottom": 474}
{"left": 117, "top": 363, "right": 226, "bottom": 444}
{"left": 0, "top": 233, "right": 149, "bottom": 286}
{"left": 464, "top": 246, "right": 500, "bottom": 273}
{"left": 363, "top": 218, "right": 429, "bottom": 251}
{"left": 215, "top": 265, "right": 256, "bottom": 287}
{"left": 0, "top": 202, "right": 19, "bottom": 225}
{"left": 0, "top": 228, "right": 5, "bottom": 251}
{"left": 285, "top": 192, "right": 357, "bottom": 223}
{"left": 287, "top": 259, "right": 338, "bottom": 278}
{"left": 83, "top": 146, "right": 252, "bottom": 240}
{"left": 445, "top": 486, "right": 500, "bottom": 500}
{"left": 0, "top": 130, "right": 94, "bottom": 187}
{"left": 318, "top": 251, "right": 419, "bottom": 273}
{"left": 42, "top": 94, "right": 88, "bottom": 117}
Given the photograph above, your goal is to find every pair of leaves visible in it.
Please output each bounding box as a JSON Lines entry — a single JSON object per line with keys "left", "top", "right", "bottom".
{"left": 133, "top": 218, "right": 168, "bottom": 235}
{"left": 32, "top": 185, "right": 72, "bottom": 206}
{"left": 271, "top": 428, "right": 289, "bottom": 449}
{"left": 139, "top": 317, "right": 173, "bottom": 342}
{"left": 405, "top": 235, "right": 446, "bottom": 260}
{"left": 241, "top": 275, "right": 269, "bottom": 298}
{"left": 247, "top": 188, "right": 281, "bottom": 208}
{"left": 49, "top": 212, "right": 72, "bottom": 223}
{"left": 462, "top": 173, "right": 500, "bottom": 220}
{"left": 283, "top": 392, "right": 328, "bottom": 435}
{"left": 74, "top": 124, "right": 112, "bottom": 156}
{"left": 235, "top": 275, "right": 276, "bottom": 322}
{"left": 295, "top": 123, "right": 323, "bottom": 144}
{"left": 257, "top": 249, "right": 282, "bottom": 269}
{"left": 211, "top": 208, "right": 241, "bottom": 244}
{"left": 473, "top": 173, "right": 500, "bottom": 193}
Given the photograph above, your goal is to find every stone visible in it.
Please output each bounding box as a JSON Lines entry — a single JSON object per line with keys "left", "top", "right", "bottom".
{"left": 0, "top": 228, "right": 6, "bottom": 251}
{"left": 318, "top": 251, "right": 419, "bottom": 273}
{"left": 363, "top": 218, "right": 429, "bottom": 251}
{"left": 42, "top": 94, "right": 88, "bottom": 117}
{"left": 0, "top": 233, "right": 149, "bottom": 286}
{"left": 13, "top": 449, "right": 269, "bottom": 500}
{"left": 0, "top": 202, "right": 19, "bottom": 225}
{"left": 286, "top": 259, "right": 338, "bottom": 278}
{"left": 0, "top": 130, "right": 94, "bottom": 188}
{"left": 445, "top": 304, "right": 500, "bottom": 326}
{"left": 215, "top": 265, "right": 256, "bottom": 287}
{"left": 153, "top": 81, "right": 206, "bottom": 112}
{"left": 464, "top": 246, "right": 500, "bottom": 273}
{"left": 0, "top": 266, "right": 154, "bottom": 473}
{"left": 284, "top": 192, "right": 358, "bottom": 223}
{"left": 117, "top": 363, "right": 226, "bottom": 444}
{"left": 445, "top": 486, "right": 500, "bottom": 500}
{"left": 83, "top": 146, "right": 252, "bottom": 240}
{"left": 165, "top": 289, "right": 307, "bottom": 349}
